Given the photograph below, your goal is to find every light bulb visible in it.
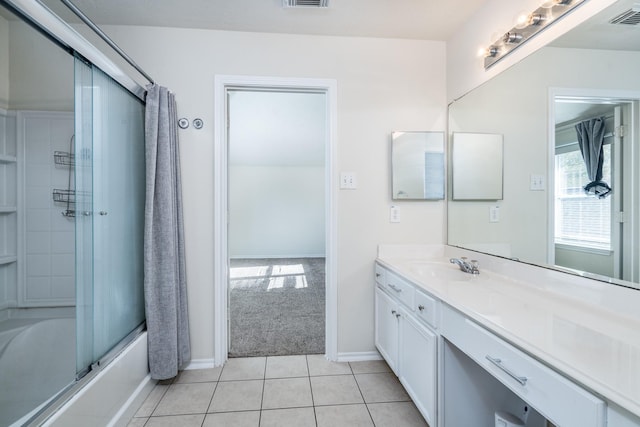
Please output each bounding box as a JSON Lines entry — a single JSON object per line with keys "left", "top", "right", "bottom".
{"left": 514, "top": 12, "right": 529, "bottom": 29}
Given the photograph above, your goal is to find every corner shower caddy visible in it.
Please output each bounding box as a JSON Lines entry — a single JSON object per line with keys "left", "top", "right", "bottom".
{"left": 52, "top": 135, "right": 87, "bottom": 217}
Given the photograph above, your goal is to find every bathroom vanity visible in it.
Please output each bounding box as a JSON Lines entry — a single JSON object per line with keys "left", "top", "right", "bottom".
{"left": 375, "top": 245, "right": 640, "bottom": 427}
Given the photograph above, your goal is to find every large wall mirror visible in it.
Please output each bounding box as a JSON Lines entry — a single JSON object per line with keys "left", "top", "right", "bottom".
{"left": 448, "top": 0, "right": 640, "bottom": 290}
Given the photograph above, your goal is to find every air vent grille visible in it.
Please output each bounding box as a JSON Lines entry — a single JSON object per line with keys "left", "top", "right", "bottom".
{"left": 610, "top": 6, "right": 640, "bottom": 25}
{"left": 283, "top": 0, "right": 329, "bottom": 8}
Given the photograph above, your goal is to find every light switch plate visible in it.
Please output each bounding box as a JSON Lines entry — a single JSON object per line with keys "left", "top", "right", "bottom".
{"left": 530, "top": 174, "right": 545, "bottom": 191}
{"left": 340, "top": 172, "right": 357, "bottom": 189}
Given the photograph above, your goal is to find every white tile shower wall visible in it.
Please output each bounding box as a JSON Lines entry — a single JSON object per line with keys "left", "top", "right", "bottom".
{"left": 19, "top": 111, "right": 74, "bottom": 306}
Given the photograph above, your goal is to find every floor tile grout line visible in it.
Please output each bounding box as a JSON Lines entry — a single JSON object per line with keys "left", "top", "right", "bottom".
{"left": 305, "top": 355, "right": 320, "bottom": 426}
{"left": 203, "top": 379, "right": 219, "bottom": 416}
{"left": 258, "top": 356, "right": 267, "bottom": 426}
{"left": 352, "top": 370, "right": 378, "bottom": 426}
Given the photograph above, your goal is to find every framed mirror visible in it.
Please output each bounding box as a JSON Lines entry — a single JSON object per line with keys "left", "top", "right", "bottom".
{"left": 391, "top": 131, "right": 445, "bottom": 200}
{"left": 447, "top": 0, "right": 640, "bottom": 289}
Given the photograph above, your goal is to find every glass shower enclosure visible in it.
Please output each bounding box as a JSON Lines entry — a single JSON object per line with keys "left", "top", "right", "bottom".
{"left": 0, "top": 4, "right": 147, "bottom": 423}
{"left": 74, "top": 56, "right": 146, "bottom": 377}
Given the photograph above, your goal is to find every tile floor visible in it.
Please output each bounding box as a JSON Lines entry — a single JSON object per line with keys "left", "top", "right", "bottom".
{"left": 128, "top": 355, "right": 428, "bottom": 427}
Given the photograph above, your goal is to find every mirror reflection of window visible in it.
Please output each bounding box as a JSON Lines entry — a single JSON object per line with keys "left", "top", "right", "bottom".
{"left": 554, "top": 144, "right": 611, "bottom": 250}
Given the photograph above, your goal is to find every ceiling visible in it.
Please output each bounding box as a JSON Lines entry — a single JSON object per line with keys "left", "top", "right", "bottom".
{"left": 550, "top": 0, "right": 640, "bottom": 51}
{"left": 37, "top": 0, "right": 489, "bottom": 40}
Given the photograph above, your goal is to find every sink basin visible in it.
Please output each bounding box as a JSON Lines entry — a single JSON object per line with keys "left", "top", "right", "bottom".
{"left": 405, "top": 261, "right": 483, "bottom": 282}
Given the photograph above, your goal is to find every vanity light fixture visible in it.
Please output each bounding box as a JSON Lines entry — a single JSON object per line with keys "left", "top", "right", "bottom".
{"left": 484, "top": 0, "right": 585, "bottom": 68}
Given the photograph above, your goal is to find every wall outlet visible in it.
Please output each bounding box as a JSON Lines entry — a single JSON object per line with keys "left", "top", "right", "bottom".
{"left": 530, "top": 174, "right": 545, "bottom": 191}
{"left": 390, "top": 205, "right": 400, "bottom": 223}
{"left": 489, "top": 206, "right": 500, "bottom": 223}
{"left": 340, "top": 172, "right": 357, "bottom": 189}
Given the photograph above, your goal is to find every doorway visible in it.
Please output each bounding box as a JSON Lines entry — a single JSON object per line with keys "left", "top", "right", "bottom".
{"left": 552, "top": 95, "right": 637, "bottom": 281}
{"left": 213, "top": 76, "right": 338, "bottom": 364}
{"left": 227, "top": 89, "right": 326, "bottom": 357}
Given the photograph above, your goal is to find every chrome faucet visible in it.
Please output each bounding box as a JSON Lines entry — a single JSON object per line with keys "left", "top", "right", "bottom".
{"left": 450, "top": 257, "right": 480, "bottom": 275}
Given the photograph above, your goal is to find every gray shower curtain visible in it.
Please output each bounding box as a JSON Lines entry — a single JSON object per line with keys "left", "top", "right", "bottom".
{"left": 576, "top": 117, "right": 611, "bottom": 199}
{"left": 144, "top": 84, "right": 191, "bottom": 380}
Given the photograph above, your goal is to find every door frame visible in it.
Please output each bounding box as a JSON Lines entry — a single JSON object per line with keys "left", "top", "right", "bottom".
{"left": 548, "top": 87, "right": 640, "bottom": 283}
{"left": 213, "top": 75, "right": 338, "bottom": 365}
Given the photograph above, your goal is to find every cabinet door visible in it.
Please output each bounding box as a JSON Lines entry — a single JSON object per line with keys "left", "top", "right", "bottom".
{"left": 375, "top": 287, "right": 399, "bottom": 374}
{"left": 398, "top": 307, "right": 437, "bottom": 426}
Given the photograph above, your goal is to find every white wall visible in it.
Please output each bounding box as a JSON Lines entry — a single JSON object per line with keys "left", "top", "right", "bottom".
{"left": 75, "top": 26, "right": 447, "bottom": 359}
{"left": 448, "top": 47, "right": 640, "bottom": 265}
{"left": 446, "top": 0, "right": 618, "bottom": 102}
{"left": 229, "top": 166, "right": 325, "bottom": 258}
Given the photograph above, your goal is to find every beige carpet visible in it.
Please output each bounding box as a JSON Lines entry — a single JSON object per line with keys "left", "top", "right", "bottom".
{"left": 228, "top": 258, "right": 325, "bottom": 357}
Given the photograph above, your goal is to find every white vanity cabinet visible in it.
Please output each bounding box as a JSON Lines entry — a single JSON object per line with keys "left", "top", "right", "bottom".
{"left": 398, "top": 305, "right": 437, "bottom": 425}
{"left": 441, "top": 304, "right": 606, "bottom": 427}
{"left": 374, "top": 263, "right": 438, "bottom": 426}
{"left": 374, "top": 287, "right": 400, "bottom": 373}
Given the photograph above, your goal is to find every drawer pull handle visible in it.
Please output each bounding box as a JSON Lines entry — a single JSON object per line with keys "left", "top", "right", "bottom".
{"left": 418, "top": 305, "right": 425, "bottom": 311}
{"left": 485, "top": 356, "right": 528, "bottom": 386}
{"left": 388, "top": 284, "right": 402, "bottom": 293}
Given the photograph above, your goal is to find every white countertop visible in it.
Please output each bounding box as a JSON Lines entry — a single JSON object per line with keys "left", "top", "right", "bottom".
{"left": 376, "top": 244, "right": 640, "bottom": 418}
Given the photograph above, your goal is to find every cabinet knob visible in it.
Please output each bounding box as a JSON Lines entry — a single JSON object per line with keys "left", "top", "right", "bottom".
{"left": 395, "top": 313, "right": 401, "bottom": 318}
{"left": 391, "top": 310, "right": 396, "bottom": 315}
{"left": 99, "top": 211, "right": 108, "bottom": 216}
{"left": 376, "top": 273, "right": 381, "bottom": 277}
{"left": 418, "top": 305, "right": 425, "bottom": 311}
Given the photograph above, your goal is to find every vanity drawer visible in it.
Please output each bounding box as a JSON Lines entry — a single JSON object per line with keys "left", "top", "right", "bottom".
{"left": 386, "top": 271, "right": 415, "bottom": 309}
{"left": 442, "top": 305, "right": 605, "bottom": 427}
{"left": 414, "top": 290, "right": 438, "bottom": 329}
{"left": 375, "top": 263, "right": 386, "bottom": 285}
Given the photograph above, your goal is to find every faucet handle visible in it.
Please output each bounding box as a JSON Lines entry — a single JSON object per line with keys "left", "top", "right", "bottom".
{"left": 470, "top": 260, "right": 480, "bottom": 274}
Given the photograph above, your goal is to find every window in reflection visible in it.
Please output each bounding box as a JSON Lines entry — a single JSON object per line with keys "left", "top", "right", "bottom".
{"left": 555, "top": 146, "right": 612, "bottom": 250}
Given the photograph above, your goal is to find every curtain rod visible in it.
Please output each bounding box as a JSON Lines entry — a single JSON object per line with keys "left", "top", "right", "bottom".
{"left": 59, "top": 0, "right": 155, "bottom": 85}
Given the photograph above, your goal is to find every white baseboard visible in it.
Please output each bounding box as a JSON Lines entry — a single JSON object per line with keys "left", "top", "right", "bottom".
{"left": 336, "top": 351, "right": 382, "bottom": 362}
{"left": 184, "top": 358, "right": 217, "bottom": 370}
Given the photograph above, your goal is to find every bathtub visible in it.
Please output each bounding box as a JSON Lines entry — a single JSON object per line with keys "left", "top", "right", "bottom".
{"left": 0, "top": 318, "right": 75, "bottom": 427}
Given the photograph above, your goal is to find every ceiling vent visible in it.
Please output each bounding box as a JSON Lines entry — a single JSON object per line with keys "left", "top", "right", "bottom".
{"left": 609, "top": 4, "right": 640, "bottom": 25}
{"left": 283, "top": 0, "right": 329, "bottom": 8}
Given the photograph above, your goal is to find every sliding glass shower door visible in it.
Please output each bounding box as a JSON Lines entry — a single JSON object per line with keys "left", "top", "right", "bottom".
{"left": 74, "top": 56, "right": 146, "bottom": 374}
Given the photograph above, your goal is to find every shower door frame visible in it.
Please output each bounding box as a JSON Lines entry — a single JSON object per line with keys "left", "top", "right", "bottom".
{"left": 213, "top": 75, "right": 338, "bottom": 365}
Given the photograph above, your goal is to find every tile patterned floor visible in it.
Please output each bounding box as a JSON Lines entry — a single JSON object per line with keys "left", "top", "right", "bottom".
{"left": 128, "top": 355, "right": 428, "bottom": 427}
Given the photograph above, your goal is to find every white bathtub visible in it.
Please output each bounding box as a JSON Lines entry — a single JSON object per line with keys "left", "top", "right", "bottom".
{"left": 0, "top": 318, "right": 75, "bottom": 427}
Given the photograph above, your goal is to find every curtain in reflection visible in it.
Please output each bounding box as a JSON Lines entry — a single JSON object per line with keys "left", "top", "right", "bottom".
{"left": 144, "top": 84, "right": 190, "bottom": 379}
{"left": 576, "top": 117, "right": 611, "bottom": 199}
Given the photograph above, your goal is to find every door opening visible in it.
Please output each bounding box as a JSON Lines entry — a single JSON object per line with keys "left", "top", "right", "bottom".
{"left": 227, "top": 89, "right": 327, "bottom": 357}
{"left": 213, "top": 76, "right": 338, "bottom": 365}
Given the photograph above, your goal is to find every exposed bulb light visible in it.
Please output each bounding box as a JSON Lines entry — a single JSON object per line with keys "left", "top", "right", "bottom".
{"left": 515, "top": 11, "right": 547, "bottom": 29}
{"left": 483, "top": 0, "right": 584, "bottom": 69}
